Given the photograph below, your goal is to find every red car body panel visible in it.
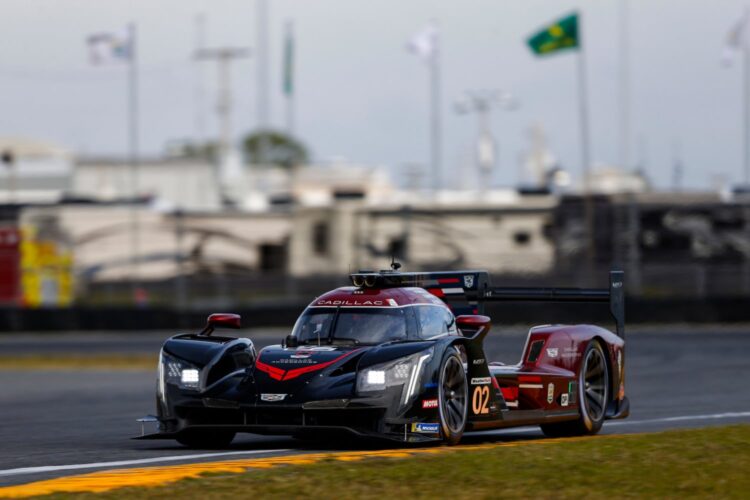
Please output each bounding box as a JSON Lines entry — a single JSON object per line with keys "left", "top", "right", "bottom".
{"left": 303, "top": 284, "right": 627, "bottom": 429}
{"left": 487, "top": 324, "right": 625, "bottom": 418}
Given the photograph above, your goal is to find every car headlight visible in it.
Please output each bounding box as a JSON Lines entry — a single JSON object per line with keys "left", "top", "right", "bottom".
{"left": 159, "top": 350, "right": 201, "bottom": 392}
{"left": 357, "top": 348, "right": 434, "bottom": 407}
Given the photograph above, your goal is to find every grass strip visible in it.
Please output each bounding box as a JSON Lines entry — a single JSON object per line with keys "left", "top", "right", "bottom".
{"left": 32, "top": 424, "right": 750, "bottom": 499}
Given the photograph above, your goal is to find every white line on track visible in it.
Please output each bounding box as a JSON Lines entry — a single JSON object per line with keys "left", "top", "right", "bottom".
{"left": 604, "top": 411, "right": 750, "bottom": 426}
{"left": 0, "top": 449, "right": 292, "bottom": 478}
{"left": 469, "top": 411, "right": 750, "bottom": 436}
{"left": 3, "top": 411, "right": 750, "bottom": 480}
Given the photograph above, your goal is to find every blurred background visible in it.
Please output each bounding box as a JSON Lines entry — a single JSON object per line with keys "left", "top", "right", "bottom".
{"left": 2, "top": 0, "right": 750, "bottom": 329}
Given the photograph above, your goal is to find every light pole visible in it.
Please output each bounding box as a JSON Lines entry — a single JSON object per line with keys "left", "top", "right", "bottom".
{"left": 194, "top": 47, "right": 252, "bottom": 162}
{"left": 455, "top": 90, "right": 517, "bottom": 193}
{"left": 127, "top": 22, "right": 141, "bottom": 299}
{"left": 194, "top": 47, "right": 251, "bottom": 201}
{"left": 407, "top": 22, "right": 441, "bottom": 198}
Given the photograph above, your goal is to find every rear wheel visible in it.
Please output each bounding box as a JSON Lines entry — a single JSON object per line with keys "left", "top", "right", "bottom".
{"left": 541, "top": 341, "right": 609, "bottom": 437}
{"left": 438, "top": 349, "right": 468, "bottom": 445}
{"left": 176, "top": 429, "right": 236, "bottom": 449}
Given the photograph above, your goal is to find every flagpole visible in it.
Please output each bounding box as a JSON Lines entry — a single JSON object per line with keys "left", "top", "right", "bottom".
{"left": 618, "top": 0, "right": 630, "bottom": 170}
{"left": 576, "top": 11, "right": 596, "bottom": 267}
{"left": 430, "top": 26, "right": 442, "bottom": 197}
{"left": 744, "top": 6, "right": 749, "bottom": 185}
{"left": 256, "top": 0, "right": 270, "bottom": 164}
{"left": 743, "top": 7, "right": 750, "bottom": 295}
{"left": 284, "top": 19, "right": 295, "bottom": 135}
{"left": 193, "top": 13, "right": 207, "bottom": 146}
{"left": 257, "top": 0, "right": 269, "bottom": 128}
{"left": 128, "top": 22, "right": 141, "bottom": 301}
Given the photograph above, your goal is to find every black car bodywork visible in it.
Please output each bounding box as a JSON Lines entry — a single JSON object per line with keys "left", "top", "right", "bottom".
{"left": 138, "top": 269, "right": 627, "bottom": 446}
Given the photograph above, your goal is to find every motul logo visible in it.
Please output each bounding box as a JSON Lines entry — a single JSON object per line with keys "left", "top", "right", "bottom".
{"left": 422, "top": 399, "right": 438, "bottom": 409}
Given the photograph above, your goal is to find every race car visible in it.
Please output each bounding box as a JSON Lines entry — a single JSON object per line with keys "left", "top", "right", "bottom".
{"left": 137, "top": 268, "right": 628, "bottom": 447}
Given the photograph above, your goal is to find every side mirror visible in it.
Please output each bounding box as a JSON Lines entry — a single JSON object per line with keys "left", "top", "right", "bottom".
{"left": 200, "top": 313, "right": 241, "bottom": 336}
{"left": 285, "top": 335, "right": 299, "bottom": 348}
{"left": 455, "top": 315, "right": 491, "bottom": 339}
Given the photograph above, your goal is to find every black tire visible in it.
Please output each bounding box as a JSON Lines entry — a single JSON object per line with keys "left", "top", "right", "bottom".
{"left": 541, "top": 340, "right": 609, "bottom": 438}
{"left": 176, "top": 429, "right": 236, "bottom": 449}
{"left": 438, "top": 348, "right": 468, "bottom": 445}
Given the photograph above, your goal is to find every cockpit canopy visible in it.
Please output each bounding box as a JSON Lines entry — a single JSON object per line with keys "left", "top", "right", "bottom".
{"left": 291, "top": 305, "right": 457, "bottom": 346}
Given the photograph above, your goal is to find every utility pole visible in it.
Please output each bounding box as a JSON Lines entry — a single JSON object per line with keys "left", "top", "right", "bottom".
{"left": 127, "top": 22, "right": 142, "bottom": 301}
{"left": 256, "top": 0, "right": 270, "bottom": 129}
{"left": 193, "top": 13, "right": 208, "bottom": 147}
{"left": 455, "top": 90, "right": 517, "bottom": 193}
{"left": 194, "top": 47, "right": 251, "bottom": 172}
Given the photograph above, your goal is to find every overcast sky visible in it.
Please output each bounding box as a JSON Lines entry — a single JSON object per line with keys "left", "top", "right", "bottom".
{"left": 0, "top": 0, "right": 747, "bottom": 189}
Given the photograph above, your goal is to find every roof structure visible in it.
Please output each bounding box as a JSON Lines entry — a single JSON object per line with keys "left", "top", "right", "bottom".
{"left": 310, "top": 286, "right": 446, "bottom": 308}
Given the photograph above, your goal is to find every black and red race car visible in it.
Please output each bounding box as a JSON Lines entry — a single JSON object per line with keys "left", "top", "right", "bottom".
{"left": 138, "top": 269, "right": 628, "bottom": 447}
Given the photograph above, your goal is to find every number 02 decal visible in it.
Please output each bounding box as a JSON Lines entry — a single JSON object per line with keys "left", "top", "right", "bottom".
{"left": 472, "top": 385, "right": 490, "bottom": 414}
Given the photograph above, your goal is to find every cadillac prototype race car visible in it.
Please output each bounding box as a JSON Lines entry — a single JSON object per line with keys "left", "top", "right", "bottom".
{"left": 138, "top": 268, "right": 629, "bottom": 447}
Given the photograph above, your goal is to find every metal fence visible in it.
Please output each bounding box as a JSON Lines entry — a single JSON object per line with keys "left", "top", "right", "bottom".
{"left": 73, "top": 261, "right": 750, "bottom": 310}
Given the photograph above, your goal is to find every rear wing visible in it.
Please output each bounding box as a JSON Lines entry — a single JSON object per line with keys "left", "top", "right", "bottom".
{"left": 349, "top": 270, "right": 625, "bottom": 339}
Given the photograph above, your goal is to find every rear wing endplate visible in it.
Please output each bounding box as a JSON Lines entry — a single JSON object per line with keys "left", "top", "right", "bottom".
{"left": 481, "top": 270, "right": 625, "bottom": 339}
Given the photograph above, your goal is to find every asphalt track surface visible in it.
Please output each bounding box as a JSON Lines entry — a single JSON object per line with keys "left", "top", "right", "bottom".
{"left": 1, "top": 326, "right": 750, "bottom": 487}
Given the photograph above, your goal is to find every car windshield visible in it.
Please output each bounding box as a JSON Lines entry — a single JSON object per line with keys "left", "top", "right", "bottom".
{"left": 292, "top": 307, "right": 409, "bottom": 345}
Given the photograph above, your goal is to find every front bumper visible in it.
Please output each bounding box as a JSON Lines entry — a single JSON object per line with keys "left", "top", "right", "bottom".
{"left": 137, "top": 404, "right": 438, "bottom": 443}
{"left": 142, "top": 387, "right": 441, "bottom": 443}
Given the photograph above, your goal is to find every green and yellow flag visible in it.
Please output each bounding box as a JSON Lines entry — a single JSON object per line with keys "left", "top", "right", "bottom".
{"left": 527, "top": 12, "right": 579, "bottom": 56}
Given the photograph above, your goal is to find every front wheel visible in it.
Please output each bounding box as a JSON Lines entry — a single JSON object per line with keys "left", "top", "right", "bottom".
{"left": 541, "top": 340, "right": 609, "bottom": 437}
{"left": 438, "top": 349, "right": 468, "bottom": 445}
{"left": 176, "top": 429, "right": 236, "bottom": 449}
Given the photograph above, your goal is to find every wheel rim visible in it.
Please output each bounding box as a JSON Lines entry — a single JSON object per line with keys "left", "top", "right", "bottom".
{"left": 439, "top": 355, "right": 467, "bottom": 434}
{"left": 582, "top": 346, "right": 608, "bottom": 422}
